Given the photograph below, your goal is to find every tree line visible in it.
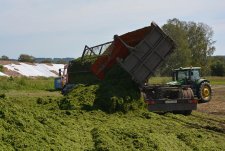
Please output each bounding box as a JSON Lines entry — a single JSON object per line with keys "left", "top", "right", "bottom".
{"left": 0, "top": 54, "right": 73, "bottom": 64}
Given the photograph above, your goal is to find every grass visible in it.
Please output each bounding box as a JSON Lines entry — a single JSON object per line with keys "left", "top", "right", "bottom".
{"left": 0, "top": 76, "right": 224, "bottom": 150}
{"left": 206, "top": 76, "right": 225, "bottom": 85}
{"left": 0, "top": 76, "right": 54, "bottom": 92}
{"left": 0, "top": 64, "right": 3, "bottom": 72}
{"left": 149, "top": 76, "right": 225, "bottom": 85}
{"left": 149, "top": 77, "right": 171, "bottom": 84}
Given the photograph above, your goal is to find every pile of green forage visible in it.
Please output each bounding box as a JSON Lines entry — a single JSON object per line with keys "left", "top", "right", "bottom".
{"left": 63, "top": 56, "right": 145, "bottom": 113}
{"left": 93, "top": 65, "right": 145, "bottom": 113}
{"left": 67, "top": 56, "right": 99, "bottom": 85}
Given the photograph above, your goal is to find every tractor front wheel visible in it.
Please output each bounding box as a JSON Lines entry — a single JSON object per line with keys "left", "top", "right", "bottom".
{"left": 198, "top": 82, "right": 212, "bottom": 103}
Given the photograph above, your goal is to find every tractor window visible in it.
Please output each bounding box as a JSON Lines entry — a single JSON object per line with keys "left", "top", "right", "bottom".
{"left": 177, "top": 70, "right": 189, "bottom": 81}
{"left": 191, "top": 70, "right": 200, "bottom": 81}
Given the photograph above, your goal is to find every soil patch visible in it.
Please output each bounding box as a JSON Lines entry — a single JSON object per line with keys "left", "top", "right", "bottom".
{"left": 198, "top": 85, "right": 225, "bottom": 116}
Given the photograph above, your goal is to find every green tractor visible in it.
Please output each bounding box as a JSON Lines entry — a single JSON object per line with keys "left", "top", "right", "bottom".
{"left": 168, "top": 67, "right": 212, "bottom": 103}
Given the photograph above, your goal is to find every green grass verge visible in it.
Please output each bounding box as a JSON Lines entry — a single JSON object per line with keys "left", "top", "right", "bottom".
{"left": 205, "top": 76, "right": 225, "bottom": 85}
{"left": 149, "top": 76, "right": 225, "bottom": 85}
{"left": 0, "top": 76, "right": 54, "bottom": 91}
{"left": 0, "top": 64, "right": 3, "bottom": 72}
{"left": 149, "top": 77, "right": 171, "bottom": 84}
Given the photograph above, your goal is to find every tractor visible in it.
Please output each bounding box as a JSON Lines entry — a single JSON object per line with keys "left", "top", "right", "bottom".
{"left": 168, "top": 67, "right": 212, "bottom": 103}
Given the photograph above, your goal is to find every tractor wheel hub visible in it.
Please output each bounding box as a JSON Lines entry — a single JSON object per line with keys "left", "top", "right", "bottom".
{"left": 202, "top": 87, "right": 210, "bottom": 97}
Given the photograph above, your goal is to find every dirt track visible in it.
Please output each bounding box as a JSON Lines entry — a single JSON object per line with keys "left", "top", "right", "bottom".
{"left": 198, "top": 85, "right": 225, "bottom": 116}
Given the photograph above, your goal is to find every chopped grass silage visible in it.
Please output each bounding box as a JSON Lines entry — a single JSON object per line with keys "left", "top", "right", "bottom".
{"left": 67, "top": 56, "right": 99, "bottom": 85}
{"left": 62, "top": 73, "right": 145, "bottom": 113}
{"left": 64, "top": 56, "right": 145, "bottom": 113}
{"left": 0, "top": 76, "right": 224, "bottom": 150}
{"left": 0, "top": 92, "right": 225, "bottom": 150}
{"left": 93, "top": 65, "right": 145, "bottom": 113}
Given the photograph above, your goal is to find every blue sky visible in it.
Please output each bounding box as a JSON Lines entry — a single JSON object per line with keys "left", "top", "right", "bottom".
{"left": 0, "top": 0, "right": 224, "bottom": 59}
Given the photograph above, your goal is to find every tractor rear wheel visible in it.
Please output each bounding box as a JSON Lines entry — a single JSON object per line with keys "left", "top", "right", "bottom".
{"left": 198, "top": 82, "right": 212, "bottom": 103}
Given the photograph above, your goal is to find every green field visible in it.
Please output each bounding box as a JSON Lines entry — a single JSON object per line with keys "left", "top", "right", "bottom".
{"left": 149, "top": 76, "right": 225, "bottom": 85}
{"left": 206, "top": 76, "right": 225, "bottom": 85}
{"left": 0, "top": 76, "right": 225, "bottom": 150}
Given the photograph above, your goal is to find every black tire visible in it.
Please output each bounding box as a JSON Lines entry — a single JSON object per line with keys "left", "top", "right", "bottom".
{"left": 173, "top": 110, "right": 192, "bottom": 116}
{"left": 198, "top": 81, "right": 212, "bottom": 103}
{"left": 182, "top": 110, "right": 192, "bottom": 116}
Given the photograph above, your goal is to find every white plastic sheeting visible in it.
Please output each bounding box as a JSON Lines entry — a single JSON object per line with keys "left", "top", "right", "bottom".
{"left": 0, "top": 71, "right": 8, "bottom": 77}
{"left": 4, "top": 63, "right": 64, "bottom": 77}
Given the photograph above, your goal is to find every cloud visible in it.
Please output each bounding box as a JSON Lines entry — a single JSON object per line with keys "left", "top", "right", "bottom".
{"left": 1, "top": 0, "right": 224, "bottom": 34}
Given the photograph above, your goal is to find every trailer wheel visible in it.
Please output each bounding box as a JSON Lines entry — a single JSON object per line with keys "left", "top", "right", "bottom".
{"left": 173, "top": 110, "right": 192, "bottom": 116}
{"left": 182, "top": 110, "right": 192, "bottom": 116}
{"left": 198, "top": 82, "right": 212, "bottom": 103}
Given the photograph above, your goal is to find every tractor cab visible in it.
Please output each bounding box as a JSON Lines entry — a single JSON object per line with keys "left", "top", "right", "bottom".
{"left": 172, "top": 67, "right": 201, "bottom": 85}
{"left": 169, "top": 67, "right": 212, "bottom": 103}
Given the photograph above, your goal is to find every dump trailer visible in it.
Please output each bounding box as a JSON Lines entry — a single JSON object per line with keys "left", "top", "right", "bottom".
{"left": 90, "top": 22, "right": 198, "bottom": 114}
{"left": 63, "top": 22, "right": 210, "bottom": 114}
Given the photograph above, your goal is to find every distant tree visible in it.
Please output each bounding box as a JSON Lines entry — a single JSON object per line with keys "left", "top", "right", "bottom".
{"left": 210, "top": 56, "right": 225, "bottom": 76}
{"left": 18, "top": 54, "right": 34, "bottom": 63}
{"left": 211, "top": 60, "right": 225, "bottom": 76}
{"left": 41, "top": 59, "right": 53, "bottom": 63}
{"left": 0, "top": 55, "right": 9, "bottom": 60}
{"left": 161, "top": 18, "right": 216, "bottom": 76}
{"left": 186, "top": 21, "right": 215, "bottom": 75}
{"left": 56, "top": 59, "right": 67, "bottom": 64}
{"left": 161, "top": 19, "right": 191, "bottom": 75}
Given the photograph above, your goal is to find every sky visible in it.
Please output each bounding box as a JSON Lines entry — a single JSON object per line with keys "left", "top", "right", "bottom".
{"left": 0, "top": 0, "right": 224, "bottom": 59}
